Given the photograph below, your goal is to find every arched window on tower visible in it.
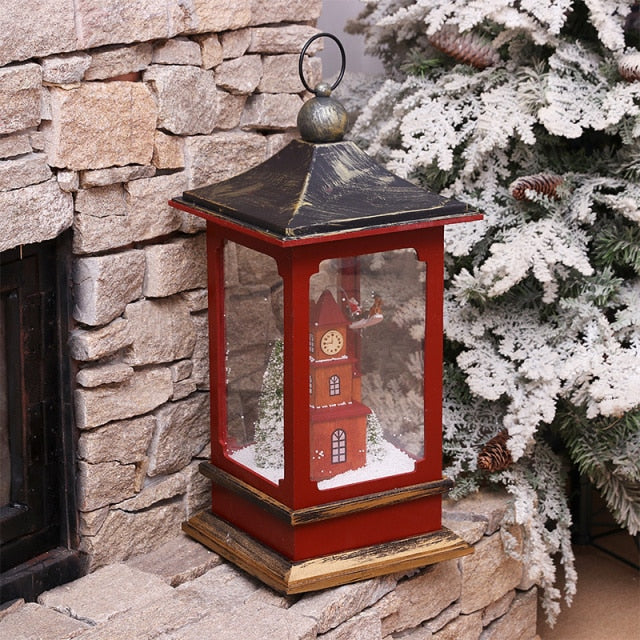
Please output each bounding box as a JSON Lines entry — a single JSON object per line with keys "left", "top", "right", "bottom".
{"left": 329, "top": 374, "right": 341, "bottom": 396}
{"left": 331, "top": 429, "right": 347, "bottom": 464}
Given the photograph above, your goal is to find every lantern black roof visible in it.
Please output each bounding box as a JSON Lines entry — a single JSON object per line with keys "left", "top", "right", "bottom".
{"left": 175, "top": 139, "right": 478, "bottom": 240}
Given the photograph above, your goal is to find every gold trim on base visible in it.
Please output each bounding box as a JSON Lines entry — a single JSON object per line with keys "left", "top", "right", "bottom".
{"left": 183, "top": 510, "right": 473, "bottom": 594}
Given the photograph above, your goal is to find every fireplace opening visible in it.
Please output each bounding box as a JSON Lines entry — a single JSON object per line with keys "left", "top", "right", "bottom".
{"left": 0, "top": 235, "right": 82, "bottom": 603}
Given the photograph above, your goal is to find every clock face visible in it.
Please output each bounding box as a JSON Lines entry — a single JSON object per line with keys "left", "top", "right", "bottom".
{"left": 320, "top": 329, "right": 344, "bottom": 356}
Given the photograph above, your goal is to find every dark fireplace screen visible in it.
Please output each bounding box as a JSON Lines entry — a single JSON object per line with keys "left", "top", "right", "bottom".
{"left": 0, "top": 237, "right": 79, "bottom": 601}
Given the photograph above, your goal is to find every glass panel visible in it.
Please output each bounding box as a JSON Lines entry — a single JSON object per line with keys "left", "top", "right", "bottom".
{"left": 0, "top": 296, "right": 9, "bottom": 505}
{"left": 309, "top": 250, "right": 425, "bottom": 488}
{"left": 223, "top": 242, "right": 284, "bottom": 484}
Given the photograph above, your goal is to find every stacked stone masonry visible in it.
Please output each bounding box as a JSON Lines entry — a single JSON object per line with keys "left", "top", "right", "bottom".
{"left": 0, "top": 491, "right": 539, "bottom": 639}
{"left": 0, "top": 0, "right": 322, "bottom": 571}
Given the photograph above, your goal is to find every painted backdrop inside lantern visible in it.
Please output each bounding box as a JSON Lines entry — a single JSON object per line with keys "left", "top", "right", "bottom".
{"left": 228, "top": 246, "right": 426, "bottom": 489}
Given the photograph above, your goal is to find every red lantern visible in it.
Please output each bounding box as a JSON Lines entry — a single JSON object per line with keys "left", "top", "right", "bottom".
{"left": 170, "top": 35, "right": 481, "bottom": 594}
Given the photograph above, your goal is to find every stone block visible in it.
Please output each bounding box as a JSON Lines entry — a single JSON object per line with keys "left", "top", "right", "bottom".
{"left": 143, "top": 235, "right": 207, "bottom": 298}
{"left": 125, "top": 172, "right": 186, "bottom": 241}
{"left": 77, "top": 460, "right": 139, "bottom": 511}
{"left": 145, "top": 65, "right": 218, "bottom": 135}
{"left": 0, "top": 602, "right": 89, "bottom": 639}
{"left": 434, "top": 612, "right": 483, "bottom": 640}
{"left": 198, "top": 34, "right": 223, "bottom": 69}
{"left": 123, "top": 297, "right": 196, "bottom": 365}
{"left": 76, "top": 362, "right": 134, "bottom": 388}
{"left": 189, "top": 0, "right": 252, "bottom": 32}
{"left": 118, "top": 473, "right": 187, "bottom": 512}
{"left": 72, "top": 250, "right": 145, "bottom": 326}
{"left": 249, "top": 0, "right": 322, "bottom": 25}
{"left": 78, "top": 506, "right": 110, "bottom": 536}
{"left": 185, "top": 131, "right": 267, "bottom": 188}
{"left": 483, "top": 590, "right": 516, "bottom": 626}
{"left": 73, "top": 184, "right": 132, "bottom": 254}
{"left": 0, "top": 1, "right": 75, "bottom": 65}
{"left": 0, "top": 63, "right": 42, "bottom": 136}
{"left": 248, "top": 25, "right": 321, "bottom": 54}
{"left": 0, "top": 178, "right": 73, "bottom": 252}
{"left": 147, "top": 392, "right": 210, "bottom": 476}
{"left": 171, "top": 598, "right": 318, "bottom": 640}
{"left": 221, "top": 29, "right": 252, "bottom": 59}
{"left": 75, "top": 0, "right": 188, "bottom": 49}
{"left": 215, "top": 55, "right": 263, "bottom": 95}
{"left": 314, "top": 609, "right": 382, "bottom": 640}
{"left": 84, "top": 43, "right": 154, "bottom": 81}
{"left": 172, "top": 378, "right": 198, "bottom": 400}
{"left": 291, "top": 576, "right": 396, "bottom": 634}
{"left": 80, "top": 164, "right": 155, "bottom": 188}
{"left": 443, "top": 489, "right": 511, "bottom": 536}
{"left": 424, "top": 603, "right": 462, "bottom": 634}
{"left": 181, "top": 289, "right": 208, "bottom": 312}
{"left": 80, "top": 501, "right": 186, "bottom": 570}
{"left": 74, "top": 366, "right": 173, "bottom": 429}
{"left": 0, "top": 153, "right": 51, "bottom": 191}
{"left": 153, "top": 131, "right": 185, "bottom": 169}
{"left": 217, "top": 93, "right": 248, "bottom": 130}
{"left": 183, "top": 458, "right": 212, "bottom": 517}
{"left": 40, "top": 53, "right": 92, "bottom": 84}
{"left": 57, "top": 169, "right": 79, "bottom": 192}
{"left": 67, "top": 590, "right": 210, "bottom": 640}
{"left": 480, "top": 588, "right": 537, "bottom": 640}
{"left": 153, "top": 38, "right": 202, "bottom": 65}
{"left": 68, "top": 317, "right": 131, "bottom": 362}
{"left": 259, "top": 55, "right": 321, "bottom": 94}
{"left": 44, "top": 82, "right": 156, "bottom": 170}
{"left": 77, "top": 415, "right": 155, "bottom": 464}
{"left": 190, "top": 313, "right": 210, "bottom": 389}
{"left": 442, "top": 516, "right": 487, "bottom": 545}
{"left": 0, "top": 132, "right": 32, "bottom": 159}
{"left": 382, "top": 561, "right": 461, "bottom": 634}
{"left": 171, "top": 359, "right": 194, "bottom": 382}
{"left": 39, "top": 563, "right": 174, "bottom": 625}
{"left": 459, "top": 529, "right": 523, "bottom": 614}
{"left": 178, "top": 562, "right": 260, "bottom": 604}
{"left": 240, "top": 93, "right": 303, "bottom": 130}
{"left": 127, "top": 534, "right": 221, "bottom": 587}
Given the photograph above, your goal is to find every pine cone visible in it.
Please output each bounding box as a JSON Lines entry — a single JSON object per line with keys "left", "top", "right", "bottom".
{"left": 428, "top": 26, "right": 500, "bottom": 70}
{"left": 478, "top": 430, "right": 513, "bottom": 472}
{"left": 510, "top": 173, "right": 564, "bottom": 201}
{"left": 618, "top": 51, "right": 640, "bottom": 82}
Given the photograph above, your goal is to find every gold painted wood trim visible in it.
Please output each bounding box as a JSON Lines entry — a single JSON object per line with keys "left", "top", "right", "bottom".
{"left": 183, "top": 510, "right": 473, "bottom": 595}
{"left": 199, "top": 461, "right": 453, "bottom": 526}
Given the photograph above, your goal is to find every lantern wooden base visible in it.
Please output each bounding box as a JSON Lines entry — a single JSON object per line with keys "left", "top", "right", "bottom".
{"left": 183, "top": 510, "right": 472, "bottom": 595}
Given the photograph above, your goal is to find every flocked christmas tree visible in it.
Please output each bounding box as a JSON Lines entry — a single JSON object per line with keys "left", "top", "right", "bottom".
{"left": 348, "top": 0, "right": 640, "bottom": 624}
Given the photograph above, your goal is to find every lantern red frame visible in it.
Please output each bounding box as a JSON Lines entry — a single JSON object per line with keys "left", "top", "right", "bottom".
{"left": 171, "top": 191, "right": 480, "bottom": 591}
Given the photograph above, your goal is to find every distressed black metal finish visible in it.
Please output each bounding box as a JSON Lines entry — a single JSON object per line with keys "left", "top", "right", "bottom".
{"left": 178, "top": 140, "right": 476, "bottom": 240}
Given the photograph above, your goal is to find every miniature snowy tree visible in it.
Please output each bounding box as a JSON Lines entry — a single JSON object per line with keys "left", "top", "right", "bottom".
{"left": 366, "top": 410, "right": 386, "bottom": 460}
{"left": 350, "top": 0, "right": 640, "bottom": 623}
{"left": 254, "top": 339, "right": 284, "bottom": 470}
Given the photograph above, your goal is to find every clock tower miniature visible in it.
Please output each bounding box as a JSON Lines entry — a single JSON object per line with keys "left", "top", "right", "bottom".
{"left": 309, "top": 290, "right": 370, "bottom": 481}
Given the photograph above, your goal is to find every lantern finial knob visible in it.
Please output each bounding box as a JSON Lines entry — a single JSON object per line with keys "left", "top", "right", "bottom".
{"left": 297, "top": 33, "right": 349, "bottom": 143}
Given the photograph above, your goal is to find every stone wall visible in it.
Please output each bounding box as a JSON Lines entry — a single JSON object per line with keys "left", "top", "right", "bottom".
{"left": 0, "top": 490, "right": 539, "bottom": 639}
{"left": 0, "top": 0, "right": 322, "bottom": 570}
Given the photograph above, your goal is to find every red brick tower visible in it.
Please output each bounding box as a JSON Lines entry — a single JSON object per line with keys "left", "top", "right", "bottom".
{"left": 309, "top": 290, "right": 370, "bottom": 482}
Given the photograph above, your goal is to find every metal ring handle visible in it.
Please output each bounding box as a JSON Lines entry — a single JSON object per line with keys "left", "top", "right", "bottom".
{"left": 298, "top": 32, "right": 346, "bottom": 94}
